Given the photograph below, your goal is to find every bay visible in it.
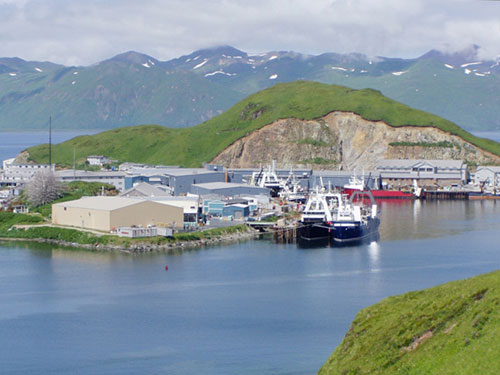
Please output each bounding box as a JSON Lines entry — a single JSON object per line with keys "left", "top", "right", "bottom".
{"left": 472, "top": 130, "right": 500, "bottom": 143}
{"left": 1, "top": 199, "right": 500, "bottom": 374}
{"left": 0, "top": 130, "right": 103, "bottom": 164}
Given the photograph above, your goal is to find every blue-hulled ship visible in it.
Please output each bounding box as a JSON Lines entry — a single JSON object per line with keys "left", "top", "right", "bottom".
{"left": 299, "top": 189, "right": 380, "bottom": 243}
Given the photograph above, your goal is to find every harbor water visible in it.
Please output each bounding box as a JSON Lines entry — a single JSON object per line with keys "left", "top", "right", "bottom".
{"left": 0, "top": 130, "right": 102, "bottom": 164}
{"left": 1, "top": 199, "right": 500, "bottom": 374}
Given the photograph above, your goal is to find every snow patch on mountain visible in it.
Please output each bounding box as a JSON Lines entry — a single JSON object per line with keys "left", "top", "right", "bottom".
{"left": 142, "top": 63, "right": 151, "bottom": 68}
{"left": 461, "top": 62, "right": 481, "bottom": 68}
{"left": 444, "top": 64, "right": 454, "bottom": 69}
{"left": 269, "top": 74, "right": 278, "bottom": 79}
{"left": 331, "top": 66, "right": 347, "bottom": 71}
{"left": 269, "top": 55, "right": 278, "bottom": 61}
{"left": 205, "top": 70, "right": 236, "bottom": 77}
{"left": 392, "top": 71, "right": 407, "bottom": 76}
{"left": 193, "top": 59, "right": 208, "bottom": 69}
{"left": 34, "top": 67, "right": 42, "bottom": 72}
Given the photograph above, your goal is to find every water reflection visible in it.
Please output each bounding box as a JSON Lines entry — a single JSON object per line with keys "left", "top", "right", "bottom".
{"left": 367, "top": 241, "right": 380, "bottom": 270}
{"left": 379, "top": 199, "right": 500, "bottom": 241}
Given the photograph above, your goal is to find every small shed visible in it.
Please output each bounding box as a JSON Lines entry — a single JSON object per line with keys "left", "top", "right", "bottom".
{"left": 222, "top": 204, "right": 250, "bottom": 219}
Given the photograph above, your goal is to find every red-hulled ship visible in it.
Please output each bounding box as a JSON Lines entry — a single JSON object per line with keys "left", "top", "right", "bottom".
{"left": 342, "top": 174, "right": 420, "bottom": 199}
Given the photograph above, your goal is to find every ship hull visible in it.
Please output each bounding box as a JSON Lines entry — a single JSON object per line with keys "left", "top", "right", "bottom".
{"left": 299, "top": 218, "right": 380, "bottom": 243}
{"left": 343, "top": 188, "right": 414, "bottom": 199}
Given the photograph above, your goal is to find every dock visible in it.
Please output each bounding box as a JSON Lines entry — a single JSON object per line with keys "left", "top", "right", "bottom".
{"left": 424, "top": 191, "right": 470, "bottom": 200}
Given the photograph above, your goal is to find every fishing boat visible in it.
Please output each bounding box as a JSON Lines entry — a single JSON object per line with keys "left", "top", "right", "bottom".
{"left": 299, "top": 188, "right": 380, "bottom": 243}
{"left": 342, "top": 173, "right": 418, "bottom": 199}
{"left": 250, "top": 161, "right": 282, "bottom": 196}
{"left": 278, "top": 170, "right": 307, "bottom": 203}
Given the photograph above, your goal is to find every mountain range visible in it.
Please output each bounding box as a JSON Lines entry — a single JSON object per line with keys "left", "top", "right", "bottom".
{"left": 1, "top": 45, "right": 499, "bottom": 131}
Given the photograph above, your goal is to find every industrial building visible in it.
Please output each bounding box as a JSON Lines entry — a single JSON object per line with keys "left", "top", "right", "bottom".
{"left": 120, "top": 182, "right": 172, "bottom": 197}
{"left": 377, "top": 159, "right": 468, "bottom": 188}
{"left": 123, "top": 167, "right": 228, "bottom": 195}
{"left": 473, "top": 166, "right": 500, "bottom": 187}
{"left": 137, "top": 196, "right": 201, "bottom": 227}
{"left": 52, "top": 196, "right": 183, "bottom": 232}
{"left": 56, "top": 170, "right": 126, "bottom": 191}
{"left": 1, "top": 160, "right": 55, "bottom": 187}
{"left": 191, "top": 182, "right": 271, "bottom": 196}
{"left": 86, "top": 155, "right": 110, "bottom": 166}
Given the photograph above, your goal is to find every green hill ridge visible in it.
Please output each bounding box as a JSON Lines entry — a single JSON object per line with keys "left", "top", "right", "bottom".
{"left": 26, "top": 81, "right": 500, "bottom": 167}
{"left": 318, "top": 269, "right": 500, "bottom": 375}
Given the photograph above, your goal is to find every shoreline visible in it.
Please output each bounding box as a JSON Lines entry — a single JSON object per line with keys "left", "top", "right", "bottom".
{"left": 0, "top": 228, "right": 264, "bottom": 254}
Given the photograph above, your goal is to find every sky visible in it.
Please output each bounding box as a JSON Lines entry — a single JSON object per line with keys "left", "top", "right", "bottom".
{"left": 0, "top": 0, "right": 499, "bottom": 66}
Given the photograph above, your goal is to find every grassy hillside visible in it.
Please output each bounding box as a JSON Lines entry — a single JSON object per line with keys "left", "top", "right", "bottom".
{"left": 318, "top": 269, "right": 500, "bottom": 375}
{"left": 26, "top": 81, "right": 500, "bottom": 167}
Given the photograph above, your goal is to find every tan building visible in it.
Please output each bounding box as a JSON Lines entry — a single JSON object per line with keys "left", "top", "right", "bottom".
{"left": 52, "top": 197, "right": 183, "bottom": 232}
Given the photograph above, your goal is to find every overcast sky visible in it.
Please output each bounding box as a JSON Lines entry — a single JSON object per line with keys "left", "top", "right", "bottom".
{"left": 1, "top": 0, "right": 499, "bottom": 66}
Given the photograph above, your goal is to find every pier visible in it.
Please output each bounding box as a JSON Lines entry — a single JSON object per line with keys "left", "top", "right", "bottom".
{"left": 424, "top": 191, "right": 470, "bottom": 200}
{"left": 272, "top": 225, "right": 298, "bottom": 243}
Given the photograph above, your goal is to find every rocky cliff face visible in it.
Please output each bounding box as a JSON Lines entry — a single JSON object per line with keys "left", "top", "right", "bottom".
{"left": 210, "top": 112, "right": 500, "bottom": 169}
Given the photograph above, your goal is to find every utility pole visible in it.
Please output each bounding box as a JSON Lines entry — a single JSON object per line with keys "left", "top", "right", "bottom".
{"left": 49, "top": 115, "right": 52, "bottom": 168}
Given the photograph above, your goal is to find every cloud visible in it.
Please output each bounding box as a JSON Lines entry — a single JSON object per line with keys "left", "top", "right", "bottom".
{"left": 0, "top": 0, "right": 499, "bottom": 65}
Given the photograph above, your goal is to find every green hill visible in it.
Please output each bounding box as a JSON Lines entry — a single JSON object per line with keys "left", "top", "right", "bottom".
{"left": 318, "top": 269, "right": 500, "bottom": 375}
{"left": 26, "top": 81, "right": 500, "bottom": 167}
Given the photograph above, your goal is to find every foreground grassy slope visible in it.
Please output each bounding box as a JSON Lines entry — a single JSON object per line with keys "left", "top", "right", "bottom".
{"left": 319, "top": 270, "right": 500, "bottom": 375}
{"left": 27, "top": 81, "right": 500, "bottom": 167}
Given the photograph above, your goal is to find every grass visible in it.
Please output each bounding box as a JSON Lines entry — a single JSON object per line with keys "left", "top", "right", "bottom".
{"left": 0, "top": 211, "right": 44, "bottom": 231}
{"left": 295, "top": 138, "right": 333, "bottom": 147}
{"left": 318, "top": 269, "right": 500, "bottom": 375}
{"left": 25, "top": 81, "right": 500, "bottom": 168}
{"left": 300, "top": 157, "right": 337, "bottom": 165}
{"left": 389, "top": 141, "right": 455, "bottom": 148}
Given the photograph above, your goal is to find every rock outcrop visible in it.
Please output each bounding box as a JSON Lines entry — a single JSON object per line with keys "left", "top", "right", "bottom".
{"left": 211, "top": 112, "right": 500, "bottom": 170}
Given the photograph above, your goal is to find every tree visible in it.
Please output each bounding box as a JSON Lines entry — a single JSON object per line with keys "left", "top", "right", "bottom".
{"left": 25, "top": 170, "right": 66, "bottom": 207}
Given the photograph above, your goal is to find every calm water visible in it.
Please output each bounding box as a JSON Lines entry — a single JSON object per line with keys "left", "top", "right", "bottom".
{"left": 0, "top": 131, "right": 103, "bottom": 164}
{"left": 472, "top": 131, "right": 500, "bottom": 143}
{"left": 1, "top": 199, "right": 500, "bottom": 374}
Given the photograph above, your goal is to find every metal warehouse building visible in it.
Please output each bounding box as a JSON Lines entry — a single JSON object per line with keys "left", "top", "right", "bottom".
{"left": 52, "top": 197, "right": 184, "bottom": 232}
{"left": 190, "top": 182, "right": 271, "bottom": 197}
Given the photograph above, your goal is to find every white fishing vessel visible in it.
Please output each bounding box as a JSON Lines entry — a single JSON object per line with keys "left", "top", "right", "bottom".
{"left": 299, "top": 187, "right": 380, "bottom": 242}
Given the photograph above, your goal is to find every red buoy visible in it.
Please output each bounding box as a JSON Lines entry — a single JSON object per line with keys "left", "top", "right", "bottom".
{"left": 165, "top": 265, "right": 169, "bottom": 271}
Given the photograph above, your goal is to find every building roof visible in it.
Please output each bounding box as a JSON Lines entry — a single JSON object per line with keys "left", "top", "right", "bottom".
{"left": 377, "top": 159, "right": 464, "bottom": 169}
{"left": 53, "top": 196, "right": 146, "bottom": 211}
{"left": 57, "top": 170, "right": 125, "bottom": 178}
{"left": 164, "top": 168, "right": 221, "bottom": 177}
{"left": 380, "top": 172, "right": 463, "bottom": 179}
{"left": 192, "top": 182, "right": 265, "bottom": 190}
{"left": 135, "top": 196, "right": 200, "bottom": 213}
{"left": 120, "top": 182, "right": 172, "bottom": 197}
{"left": 476, "top": 166, "right": 500, "bottom": 173}
{"left": 311, "top": 170, "right": 379, "bottom": 177}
